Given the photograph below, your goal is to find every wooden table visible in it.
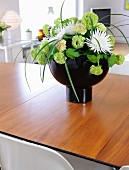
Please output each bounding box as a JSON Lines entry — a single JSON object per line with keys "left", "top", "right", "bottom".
{"left": 0, "top": 63, "right": 129, "bottom": 168}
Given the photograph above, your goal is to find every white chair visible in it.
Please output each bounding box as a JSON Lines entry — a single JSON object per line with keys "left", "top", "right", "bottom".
{"left": 0, "top": 133, "right": 74, "bottom": 170}
{"left": 119, "top": 166, "right": 129, "bottom": 170}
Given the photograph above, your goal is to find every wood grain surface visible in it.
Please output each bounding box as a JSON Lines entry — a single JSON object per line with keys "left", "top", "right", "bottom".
{"left": 0, "top": 63, "right": 57, "bottom": 115}
{"left": 0, "top": 63, "right": 129, "bottom": 167}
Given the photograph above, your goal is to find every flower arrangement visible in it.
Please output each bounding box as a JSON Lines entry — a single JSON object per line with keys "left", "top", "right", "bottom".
{"left": 31, "top": 12, "right": 126, "bottom": 76}
{"left": 0, "top": 21, "right": 10, "bottom": 37}
{"left": 30, "top": 1, "right": 128, "bottom": 102}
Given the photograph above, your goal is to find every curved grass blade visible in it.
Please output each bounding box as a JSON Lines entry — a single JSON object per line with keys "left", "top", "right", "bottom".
{"left": 40, "top": 64, "right": 46, "bottom": 82}
{"left": 111, "top": 14, "right": 129, "bottom": 18}
{"left": 64, "top": 61, "right": 79, "bottom": 102}
{"left": 13, "top": 42, "right": 32, "bottom": 66}
{"left": 60, "top": 0, "right": 65, "bottom": 28}
{"left": 24, "top": 57, "right": 31, "bottom": 91}
{"left": 99, "top": 13, "right": 129, "bottom": 23}
{"left": 113, "top": 18, "right": 129, "bottom": 26}
{"left": 13, "top": 48, "right": 23, "bottom": 66}
{"left": 13, "top": 40, "right": 35, "bottom": 91}
{"left": 114, "top": 35, "right": 129, "bottom": 38}
{"left": 93, "top": 37, "right": 102, "bottom": 52}
{"left": 46, "top": 39, "right": 59, "bottom": 64}
{"left": 109, "top": 23, "right": 129, "bottom": 46}
{"left": 106, "top": 27, "right": 115, "bottom": 37}
{"left": 38, "top": 39, "right": 60, "bottom": 82}
{"left": 111, "top": 23, "right": 129, "bottom": 28}
{"left": 32, "top": 39, "right": 58, "bottom": 63}
{"left": 87, "top": 16, "right": 94, "bottom": 39}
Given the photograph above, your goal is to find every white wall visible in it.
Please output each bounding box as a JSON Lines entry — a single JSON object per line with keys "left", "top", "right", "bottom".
{"left": 19, "top": 0, "right": 76, "bottom": 39}
{"left": 83, "top": 0, "right": 129, "bottom": 43}
{"left": 0, "top": 0, "right": 19, "bottom": 13}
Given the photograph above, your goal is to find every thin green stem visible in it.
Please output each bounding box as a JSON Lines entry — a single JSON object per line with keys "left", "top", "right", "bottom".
{"left": 106, "top": 27, "right": 115, "bottom": 37}
{"left": 24, "top": 58, "right": 31, "bottom": 91}
{"left": 60, "top": 0, "right": 65, "bottom": 28}
{"left": 99, "top": 13, "right": 129, "bottom": 23}
{"left": 109, "top": 23, "right": 129, "bottom": 46}
{"left": 40, "top": 64, "right": 46, "bottom": 82}
{"left": 33, "top": 39, "right": 58, "bottom": 63}
{"left": 13, "top": 42, "right": 32, "bottom": 66}
{"left": 64, "top": 61, "right": 79, "bottom": 102}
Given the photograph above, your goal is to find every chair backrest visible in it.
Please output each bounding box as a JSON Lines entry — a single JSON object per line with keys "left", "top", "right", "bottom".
{"left": 0, "top": 133, "right": 74, "bottom": 170}
{"left": 120, "top": 166, "right": 129, "bottom": 170}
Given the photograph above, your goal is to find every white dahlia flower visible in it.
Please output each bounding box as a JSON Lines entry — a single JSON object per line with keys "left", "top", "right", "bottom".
{"left": 51, "top": 22, "right": 76, "bottom": 40}
{"left": 86, "top": 29, "right": 112, "bottom": 54}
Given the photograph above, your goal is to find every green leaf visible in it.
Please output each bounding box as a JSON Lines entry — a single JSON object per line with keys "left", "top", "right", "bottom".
{"left": 108, "top": 54, "right": 117, "bottom": 67}
{"left": 52, "top": 47, "right": 59, "bottom": 54}
{"left": 63, "top": 34, "right": 73, "bottom": 39}
{"left": 87, "top": 55, "right": 98, "bottom": 63}
{"left": 62, "top": 19, "right": 70, "bottom": 26}
{"left": 81, "top": 50, "right": 94, "bottom": 55}
{"left": 66, "top": 48, "right": 80, "bottom": 58}
{"left": 97, "top": 54, "right": 103, "bottom": 61}
{"left": 103, "top": 54, "right": 108, "bottom": 60}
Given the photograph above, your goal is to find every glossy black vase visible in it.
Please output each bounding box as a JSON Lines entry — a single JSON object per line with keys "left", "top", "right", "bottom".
{"left": 49, "top": 56, "right": 109, "bottom": 103}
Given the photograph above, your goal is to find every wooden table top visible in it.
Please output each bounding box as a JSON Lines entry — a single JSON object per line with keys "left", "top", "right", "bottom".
{"left": 0, "top": 63, "right": 129, "bottom": 167}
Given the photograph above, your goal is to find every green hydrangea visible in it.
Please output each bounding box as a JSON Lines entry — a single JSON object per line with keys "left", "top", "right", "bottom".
{"left": 54, "top": 18, "right": 61, "bottom": 27}
{"left": 36, "top": 53, "right": 46, "bottom": 65}
{"left": 109, "top": 35, "right": 115, "bottom": 46}
{"left": 54, "top": 52, "right": 66, "bottom": 64}
{"left": 96, "top": 23, "right": 106, "bottom": 31}
{"left": 30, "top": 49, "right": 37, "bottom": 59}
{"left": 51, "top": 27, "right": 58, "bottom": 37}
{"left": 61, "top": 19, "right": 69, "bottom": 26}
{"left": 81, "top": 12, "right": 98, "bottom": 30}
{"left": 40, "top": 40, "right": 49, "bottom": 54}
{"left": 56, "top": 39, "right": 66, "bottom": 52}
{"left": 116, "top": 54, "right": 125, "bottom": 65}
{"left": 61, "top": 17, "right": 78, "bottom": 27}
{"left": 90, "top": 65, "right": 103, "bottom": 76}
{"left": 69, "top": 17, "right": 78, "bottom": 24}
{"left": 72, "top": 35, "right": 85, "bottom": 49}
{"left": 73, "top": 23, "right": 87, "bottom": 35}
{"left": 43, "top": 24, "right": 50, "bottom": 37}
{"left": 30, "top": 47, "right": 46, "bottom": 65}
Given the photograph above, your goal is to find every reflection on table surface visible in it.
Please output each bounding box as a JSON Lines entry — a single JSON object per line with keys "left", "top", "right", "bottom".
{"left": 0, "top": 63, "right": 129, "bottom": 168}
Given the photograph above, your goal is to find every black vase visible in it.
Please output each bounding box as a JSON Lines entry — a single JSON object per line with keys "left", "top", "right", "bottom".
{"left": 49, "top": 56, "right": 109, "bottom": 103}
